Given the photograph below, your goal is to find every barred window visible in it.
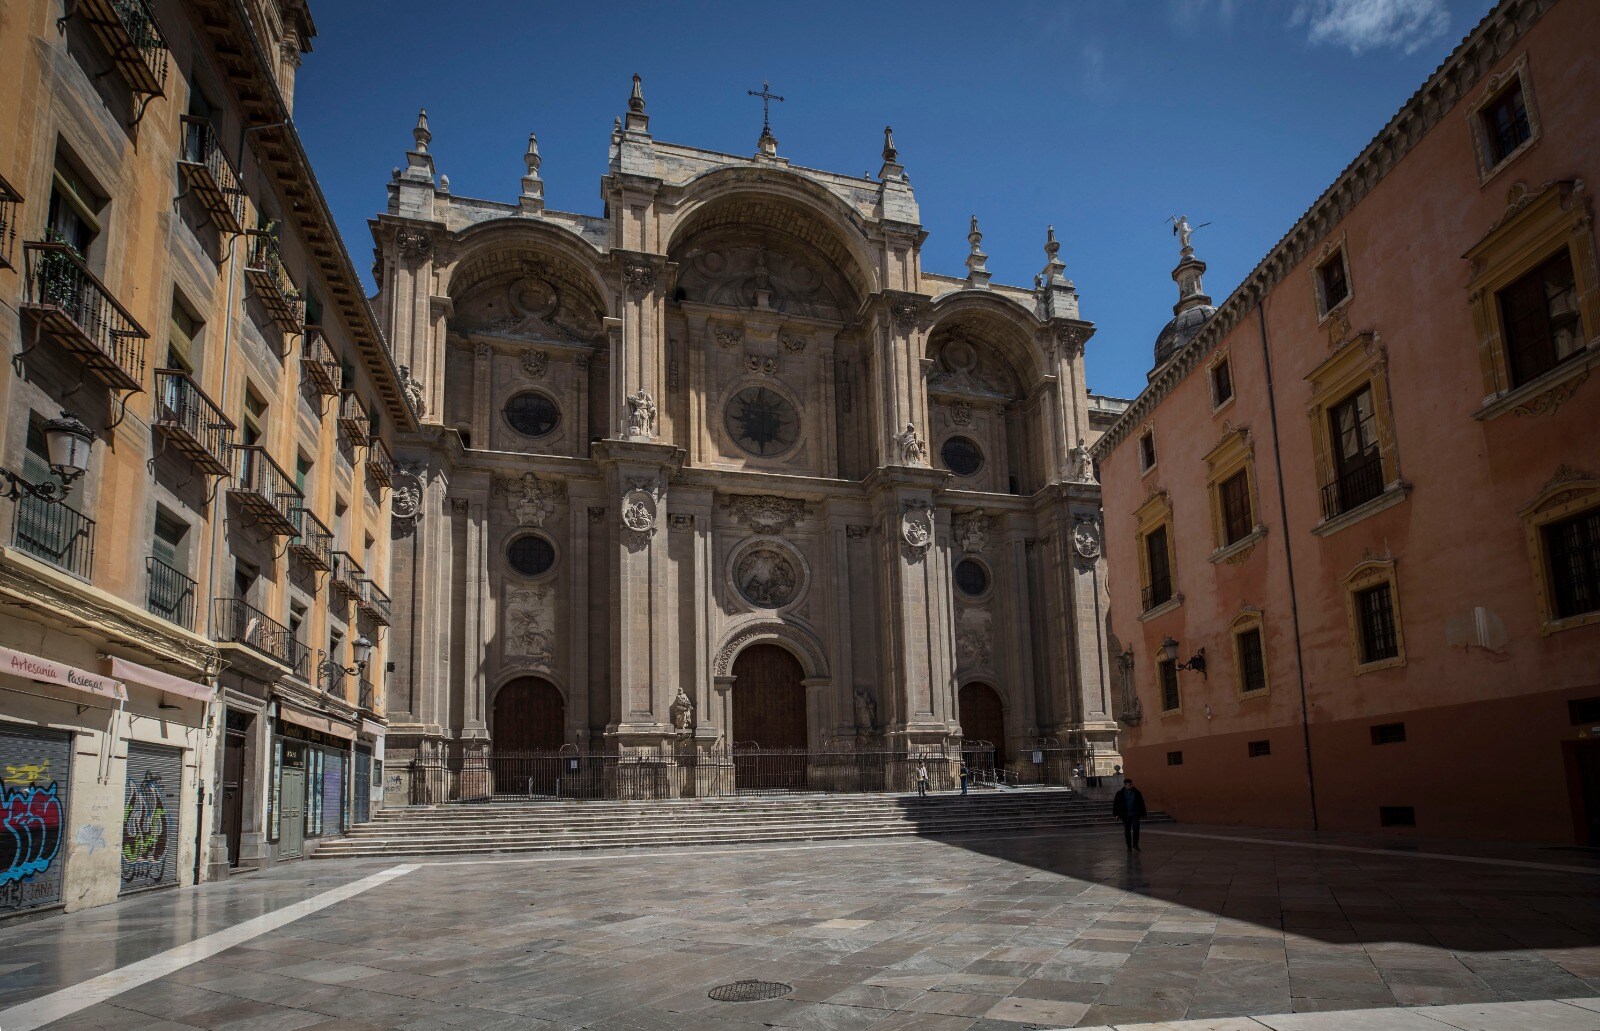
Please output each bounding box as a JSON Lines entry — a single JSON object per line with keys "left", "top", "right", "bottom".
{"left": 1220, "top": 470, "right": 1253, "bottom": 546}
{"left": 1356, "top": 583, "right": 1399, "bottom": 663}
{"left": 1159, "top": 660, "right": 1180, "bottom": 712}
{"left": 1544, "top": 508, "right": 1600, "bottom": 619}
{"left": 1143, "top": 526, "right": 1172, "bottom": 610}
{"left": 1482, "top": 82, "right": 1531, "bottom": 166}
{"left": 1500, "top": 250, "right": 1582, "bottom": 388}
{"left": 1237, "top": 627, "right": 1266, "bottom": 694}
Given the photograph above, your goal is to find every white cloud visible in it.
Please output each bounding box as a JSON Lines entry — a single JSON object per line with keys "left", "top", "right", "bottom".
{"left": 1290, "top": 0, "right": 1451, "bottom": 55}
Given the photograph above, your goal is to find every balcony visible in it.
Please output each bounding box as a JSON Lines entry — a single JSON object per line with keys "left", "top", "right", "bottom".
{"left": 300, "top": 326, "right": 340, "bottom": 397}
{"left": 358, "top": 678, "right": 377, "bottom": 713}
{"left": 1320, "top": 451, "right": 1386, "bottom": 520}
{"left": 213, "top": 597, "right": 297, "bottom": 670}
{"left": 1141, "top": 576, "right": 1173, "bottom": 613}
{"left": 337, "top": 390, "right": 371, "bottom": 445}
{"left": 357, "top": 578, "right": 392, "bottom": 626}
{"left": 154, "top": 369, "right": 234, "bottom": 475}
{"left": 321, "top": 664, "right": 348, "bottom": 698}
{"left": 72, "top": 0, "right": 169, "bottom": 101}
{"left": 8, "top": 484, "right": 94, "bottom": 581}
{"left": 244, "top": 231, "right": 303, "bottom": 334}
{"left": 145, "top": 555, "right": 196, "bottom": 630}
{"left": 331, "top": 551, "right": 364, "bottom": 603}
{"left": 366, "top": 436, "right": 393, "bottom": 488}
{"left": 227, "top": 444, "right": 302, "bottom": 537}
{"left": 21, "top": 241, "right": 149, "bottom": 391}
{"left": 287, "top": 506, "right": 334, "bottom": 571}
{"left": 0, "top": 173, "right": 20, "bottom": 271}
{"left": 177, "top": 116, "right": 245, "bottom": 235}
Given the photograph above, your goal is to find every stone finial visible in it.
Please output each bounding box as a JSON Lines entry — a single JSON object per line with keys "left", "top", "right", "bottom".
{"left": 439, "top": 173, "right": 450, "bottom": 193}
{"left": 1044, "top": 224, "right": 1060, "bottom": 261}
{"left": 629, "top": 73, "right": 646, "bottom": 113}
{"left": 757, "top": 127, "right": 778, "bottom": 157}
{"left": 964, "top": 215, "right": 991, "bottom": 288}
{"left": 613, "top": 116, "right": 622, "bottom": 133}
{"left": 624, "top": 74, "right": 650, "bottom": 133}
{"left": 882, "top": 125, "right": 898, "bottom": 163}
{"left": 524, "top": 133, "right": 541, "bottom": 176}
{"left": 1036, "top": 224, "right": 1077, "bottom": 319}
{"left": 877, "top": 124, "right": 906, "bottom": 182}
{"left": 520, "top": 133, "right": 544, "bottom": 214}
{"left": 412, "top": 108, "right": 431, "bottom": 154}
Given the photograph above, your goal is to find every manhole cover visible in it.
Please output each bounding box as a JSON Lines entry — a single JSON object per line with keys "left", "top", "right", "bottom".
{"left": 707, "top": 979, "right": 793, "bottom": 1003}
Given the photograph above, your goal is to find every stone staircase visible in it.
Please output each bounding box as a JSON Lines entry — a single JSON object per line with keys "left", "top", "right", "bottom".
{"left": 312, "top": 788, "right": 1171, "bottom": 859}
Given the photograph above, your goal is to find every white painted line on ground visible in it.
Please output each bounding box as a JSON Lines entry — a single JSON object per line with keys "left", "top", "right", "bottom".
{"left": 1035, "top": 997, "right": 1600, "bottom": 1030}
{"left": 1145, "top": 829, "right": 1600, "bottom": 876}
{"left": 0, "top": 863, "right": 419, "bottom": 1031}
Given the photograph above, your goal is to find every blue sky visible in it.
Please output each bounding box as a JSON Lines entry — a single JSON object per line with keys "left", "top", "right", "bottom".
{"left": 294, "top": 0, "right": 1489, "bottom": 400}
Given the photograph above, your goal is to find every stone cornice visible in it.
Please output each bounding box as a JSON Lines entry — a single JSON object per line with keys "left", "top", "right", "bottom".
{"left": 1092, "top": 0, "right": 1556, "bottom": 462}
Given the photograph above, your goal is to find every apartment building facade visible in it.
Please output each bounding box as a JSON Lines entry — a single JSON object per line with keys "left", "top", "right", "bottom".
{"left": 0, "top": 0, "right": 414, "bottom": 915}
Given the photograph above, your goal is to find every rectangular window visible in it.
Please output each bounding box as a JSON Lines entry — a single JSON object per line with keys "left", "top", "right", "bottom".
{"left": 1482, "top": 82, "right": 1530, "bottom": 166}
{"left": 1159, "top": 660, "right": 1180, "bottom": 712}
{"left": 1319, "top": 252, "right": 1349, "bottom": 313}
{"left": 1219, "top": 469, "right": 1253, "bottom": 545}
{"left": 1143, "top": 526, "right": 1172, "bottom": 610}
{"left": 1247, "top": 740, "right": 1271, "bottom": 758}
{"left": 1356, "top": 583, "right": 1399, "bottom": 664}
{"left": 295, "top": 453, "right": 313, "bottom": 498}
{"left": 1544, "top": 508, "right": 1600, "bottom": 619}
{"left": 1166, "top": 751, "right": 1183, "bottom": 766}
{"left": 1139, "top": 430, "right": 1156, "bottom": 471}
{"left": 1211, "top": 358, "right": 1233, "bottom": 407}
{"left": 47, "top": 151, "right": 105, "bottom": 258}
{"left": 1237, "top": 627, "right": 1266, "bottom": 694}
{"left": 152, "top": 507, "right": 188, "bottom": 572}
{"left": 1570, "top": 699, "right": 1600, "bottom": 725}
{"left": 1324, "top": 384, "right": 1383, "bottom": 516}
{"left": 1499, "top": 250, "right": 1582, "bottom": 388}
{"left": 1370, "top": 722, "right": 1407, "bottom": 745}
{"left": 1379, "top": 806, "right": 1416, "bottom": 828}
{"left": 168, "top": 294, "right": 202, "bottom": 373}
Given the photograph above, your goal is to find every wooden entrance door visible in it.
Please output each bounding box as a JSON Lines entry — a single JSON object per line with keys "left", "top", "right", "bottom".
{"left": 492, "top": 677, "right": 565, "bottom": 796}
{"left": 732, "top": 644, "right": 808, "bottom": 748}
{"left": 959, "top": 682, "right": 1007, "bottom": 768}
{"left": 221, "top": 714, "right": 247, "bottom": 867}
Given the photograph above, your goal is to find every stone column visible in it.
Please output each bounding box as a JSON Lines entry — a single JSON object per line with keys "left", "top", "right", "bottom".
{"left": 1064, "top": 485, "right": 1120, "bottom": 770}
{"left": 470, "top": 343, "right": 492, "bottom": 447}
{"left": 826, "top": 517, "right": 857, "bottom": 741}
{"left": 460, "top": 497, "right": 489, "bottom": 747}
{"left": 568, "top": 494, "right": 591, "bottom": 747}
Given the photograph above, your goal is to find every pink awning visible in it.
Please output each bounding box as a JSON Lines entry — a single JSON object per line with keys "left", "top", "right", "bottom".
{"left": 0, "top": 645, "right": 127, "bottom": 702}
{"left": 104, "top": 657, "right": 212, "bottom": 703}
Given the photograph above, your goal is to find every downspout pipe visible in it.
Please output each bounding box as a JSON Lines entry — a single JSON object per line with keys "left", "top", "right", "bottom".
{"left": 1256, "top": 299, "right": 1319, "bottom": 831}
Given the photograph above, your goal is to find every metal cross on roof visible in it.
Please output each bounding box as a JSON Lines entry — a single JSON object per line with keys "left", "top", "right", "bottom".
{"left": 747, "top": 80, "right": 784, "bottom": 134}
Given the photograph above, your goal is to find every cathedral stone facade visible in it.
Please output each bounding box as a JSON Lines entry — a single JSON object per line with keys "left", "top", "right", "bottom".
{"left": 373, "top": 80, "right": 1121, "bottom": 782}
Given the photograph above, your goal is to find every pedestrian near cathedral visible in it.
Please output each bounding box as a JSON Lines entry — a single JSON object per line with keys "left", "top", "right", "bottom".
{"left": 916, "top": 763, "right": 930, "bottom": 798}
{"left": 959, "top": 761, "right": 970, "bottom": 796}
{"left": 1111, "top": 778, "right": 1147, "bottom": 852}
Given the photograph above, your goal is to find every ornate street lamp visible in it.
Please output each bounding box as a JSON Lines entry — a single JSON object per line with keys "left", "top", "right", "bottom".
{"left": 319, "top": 634, "right": 374, "bottom": 682}
{"left": 1161, "top": 636, "right": 1207, "bottom": 679}
{"left": 1, "top": 411, "right": 94, "bottom": 502}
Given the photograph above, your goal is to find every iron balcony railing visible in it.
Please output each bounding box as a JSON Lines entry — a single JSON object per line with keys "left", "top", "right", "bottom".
{"left": 0, "top": 172, "right": 20, "bottom": 271}
{"left": 300, "top": 326, "right": 340, "bottom": 396}
{"left": 358, "top": 678, "right": 376, "bottom": 713}
{"left": 227, "top": 444, "right": 302, "bottom": 537}
{"left": 287, "top": 506, "right": 334, "bottom": 571}
{"left": 154, "top": 369, "right": 233, "bottom": 474}
{"left": 177, "top": 116, "right": 245, "bottom": 234}
{"left": 357, "top": 578, "right": 392, "bottom": 626}
{"left": 1321, "top": 451, "right": 1385, "bottom": 520}
{"left": 331, "top": 551, "right": 365, "bottom": 603}
{"left": 366, "top": 436, "right": 393, "bottom": 487}
{"left": 1491, "top": 111, "right": 1532, "bottom": 163}
{"left": 321, "top": 664, "right": 347, "bottom": 697}
{"left": 9, "top": 483, "right": 94, "bottom": 581}
{"left": 244, "top": 231, "right": 303, "bottom": 333}
{"left": 145, "top": 555, "right": 196, "bottom": 630}
{"left": 337, "top": 390, "right": 371, "bottom": 445}
{"left": 21, "top": 240, "right": 149, "bottom": 391}
{"left": 75, "top": 0, "right": 169, "bottom": 99}
{"left": 213, "top": 596, "right": 296, "bottom": 669}
{"left": 1141, "top": 576, "right": 1173, "bottom": 612}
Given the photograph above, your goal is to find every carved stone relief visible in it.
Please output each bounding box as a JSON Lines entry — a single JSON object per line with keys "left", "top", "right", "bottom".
{"left": 677, "top": 241, "right": 849, "bottom": 319}
{"left": 744, "top": 352, "right": 778, "bottom": 376}
{"left": 956, "top": 607, "right": 993, "bottom": 668}
{"left": 734, "top": 545, "right": 800, "bottom": 608}
{"left": 504, "top": 584, "right": 556, "bottom": 667}
{"left": 724, "top": 494, "right": 807, "bottom": 535}
{"left": 521, "top": 349, "right": 549, "bottom": 379}
{"left": 493, "top": 472, "right": 566, "bottom": 528}
{"left": 1073, "top": 514, "right": 1102, "bottom": 561}
{"left": 901, "top": 501, "right": 934, "bottom": 557}
{"left": 953, "top": 511, "right": 991, "bottom": 554}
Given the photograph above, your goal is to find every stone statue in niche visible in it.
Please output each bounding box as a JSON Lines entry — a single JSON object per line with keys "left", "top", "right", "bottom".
{"left": 895, "top": 423, "right": 928, "bottom": 466}
{"left": 504, "top": 585, "right": 556, "bottom": 666}
{"left": 670, "top": 688, "right": 694, "bottom": 731}
{"left": 1116, "top": 647, "right": 1142, "bottom": 726}
{"left": 853, "top": 687, "right": 878, "bottom": 736}
{"left": 625, "top": 389, "right": 656, "bottom": 439}
{"left": 736, "top": 546, "right": 798, "bottom": 607}
{"left": 1068, "top": 438, "right": 1093, "bottom": 482}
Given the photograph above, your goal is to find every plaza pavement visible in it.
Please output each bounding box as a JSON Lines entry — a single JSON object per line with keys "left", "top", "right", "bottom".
{"left": 5, "top": 814, "right": 1600, "bottom": 1029}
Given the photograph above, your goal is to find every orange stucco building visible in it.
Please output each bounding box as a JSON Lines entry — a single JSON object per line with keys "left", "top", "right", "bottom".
{"left": 1094, "top": 0, "right": 1600, "bottom": 843}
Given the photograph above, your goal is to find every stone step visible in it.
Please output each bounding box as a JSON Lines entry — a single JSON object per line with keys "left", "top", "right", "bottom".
{"left": 350, "top": 808, "right": 1105, "bottom": 835}
{"left": 336, "top": 812, "right": 1121, "bottom": 842}
{"left": 365, "top": 792, "right": 1089, "bottom": 821}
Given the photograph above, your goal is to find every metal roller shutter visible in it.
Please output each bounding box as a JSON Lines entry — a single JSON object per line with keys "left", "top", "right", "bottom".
{"left": 122, "top": 743, "right": 183, "bottom": 892}
{"left": 0, "top": 727, "right": 72, "bottom": 913}
{"left": 353, "top": 746, "right": 372, "bottom": 824}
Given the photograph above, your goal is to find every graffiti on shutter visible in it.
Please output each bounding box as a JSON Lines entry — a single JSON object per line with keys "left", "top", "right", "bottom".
{"left": 1, "top": 728, "right": 72, "bottom": 912}
{"left": 122, "top": 744, "right": 182, "bottom": 891}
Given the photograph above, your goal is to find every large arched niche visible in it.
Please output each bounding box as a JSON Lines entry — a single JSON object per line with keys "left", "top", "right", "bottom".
{"left": 925, "top": 293, "right": 1048, "bottom": 386}
{"left": 713, "top": 618, "right": 829, "bottom": 680}
{"left": 925, "top": 302, "right": 1045, "bottom": 493}
{"left": 444, "top": 221, "right": 610, "bottom": 345}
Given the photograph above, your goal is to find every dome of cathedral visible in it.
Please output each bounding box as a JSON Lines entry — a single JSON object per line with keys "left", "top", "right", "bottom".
{"left": 1153, "top": 300, "right": 1216, "bottom": 369}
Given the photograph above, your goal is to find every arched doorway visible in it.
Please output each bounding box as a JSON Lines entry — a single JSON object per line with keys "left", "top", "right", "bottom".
{"left": 491, "top": 677, "right": 565, "bottom": 796}
{"left": 959, "top": 682, "right": 1006, "bottom": 770}
{"left": 731, "top": 643, "right": 808, "bottom": 790}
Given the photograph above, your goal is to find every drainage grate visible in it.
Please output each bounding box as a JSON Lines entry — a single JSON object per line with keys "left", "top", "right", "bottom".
{"left": 707, "top": 979, "right": 794, "bottom": 1003}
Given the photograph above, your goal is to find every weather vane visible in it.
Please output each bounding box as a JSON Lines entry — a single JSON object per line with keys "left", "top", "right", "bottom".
{"left": 1167, "top": 214, "right": 1211, "bottom": 251}
{"left": 747, "top": 80, "right": 785, "bottom": 135}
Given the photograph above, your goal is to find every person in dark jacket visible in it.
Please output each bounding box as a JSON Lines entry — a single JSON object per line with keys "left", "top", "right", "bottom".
{"left": 1111, "top": 778, "right": 1147, "bottom": 852}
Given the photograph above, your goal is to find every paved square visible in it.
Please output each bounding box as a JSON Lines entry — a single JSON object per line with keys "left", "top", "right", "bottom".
{"left": 6, "top": 822, "right": 1600, "bottom": 1029}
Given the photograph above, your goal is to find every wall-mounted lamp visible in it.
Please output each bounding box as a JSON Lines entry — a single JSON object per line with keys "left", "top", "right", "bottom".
{"left": 1, "top": 412, "right": 94, "bottom": 502}
{"left": 318, "top": 635, "right": 374, "bottom": 680}
{"left": 1161, "top": 636, "right": 1207, "bottom": 679}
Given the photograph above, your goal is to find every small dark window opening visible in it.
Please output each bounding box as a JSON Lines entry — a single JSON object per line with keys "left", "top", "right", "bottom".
{"left": 1569, "top": 698, "right": 1600, "bottom": 726}
{"left": 1482, "top": 82, "right": 1530, "bottom": 165}
{"left": 953, "top": 559, "right": 989, "bottom": 597}
{"left": 1219, "top": 470, "right": 1253, "bottom": 546}
{"left": 1211, "top": 358, "right": 1233, "bottom": 406}
{"left": 1166, "top": 751, "right": 1183, "bottom": 766}
{"left": 1500, "top": 250, "right": 1582, "bottom": 388}
{"left": 1319, "top": 253, "right": 1349, "bottom": 312}
{"left": 507, "top": 534, "right": 556, "bottom": 577}
{"left": 1237, "top": 627, "right": 1266, "bottom": 694}
{"left": 1139, "top": 431, "right": 1156, "bottom": 471}
{"left": 1247, "top": 740, "right": 1271, "bottom": 758}
{"left": 941, "top": 436, "right": 984, "bottom": 477}
{"left": 1356, "top": 582, "right": 1399, "bottom": 663}
{"left": 1379, "top": 806, "right": 1416, "bottom": 827}
{"left": 504, "top": 393, "right": 560, "bottom": 438}
{"left": 1545, "top": 509, "right": 1600, "bottom": 620}
{"left": 1370, "top": 722, "right": 1408, "bottom": 745}
{"left": 1158, "top": 660, "right": 1180, "bottom": 712}
{"left": 1143, "top": 526, "right": 1173, "bottom": 610}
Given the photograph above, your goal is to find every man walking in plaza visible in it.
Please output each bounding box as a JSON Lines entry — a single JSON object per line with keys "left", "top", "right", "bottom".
{"left": 1112, "top": 777, "right": 1147, "bottom": 852}
{"left": 916, "top": 763, "right": 930, "bottom": 798}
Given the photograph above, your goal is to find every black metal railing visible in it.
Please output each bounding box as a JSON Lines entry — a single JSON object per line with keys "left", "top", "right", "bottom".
{"left": 145, "top": 555, "right": 196, "bottom": 629}
{"left": 366, "top": 436, "right": 393, "bottom": 487}
{"left": 321, "top": 664, "right": 347, "bottom": 697}
{"left": 21, "top": 240, "right": 149, "bottom": 390}
{"left": 228, "top": 444, "right": 302, "bottom": 535}
{"left": 337, "top": 390, "right": 370, "bottom": 444}
{"left": 358, "top": 678, "right": 376, "bottom": 712}
{"left": 244, "top": 230, "right": 303, "bottom": 333}
{"left": 9, "top": 486, "right": 94, "bottom": 580}
{"left": 287, "top": 507, "right": 334, "bottom": 570}
{"left": 212, "top": 597, "right": 296, "bottom": 668}
{"left": 77, "top": 0, "right": 169, "bottom": 97}
{"left": 1491, "top": 111, "right": 1532, "bottom": 163}
{"left": 300, "top": 326, "right": 340, "bottom": 396}
{"left": 1141, "top": 576, "right": 1173, "bottom": 612}
{"left": 331, "top": 551, "right": 364, "bottom": 601}
{"left": 178, "top": 116, "right": 245, "bottom": 234}
{"left": 0, "top": 172, "right": 20, "bottom": 271}
{"left": 1321, "top": 451, "right": 1385, "bottom": 520}
{"left": 154, "top": 369, "right": 233, "bottom": 474}
{"left": 356, "top": 578, "right": 392, "bottom": 626}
